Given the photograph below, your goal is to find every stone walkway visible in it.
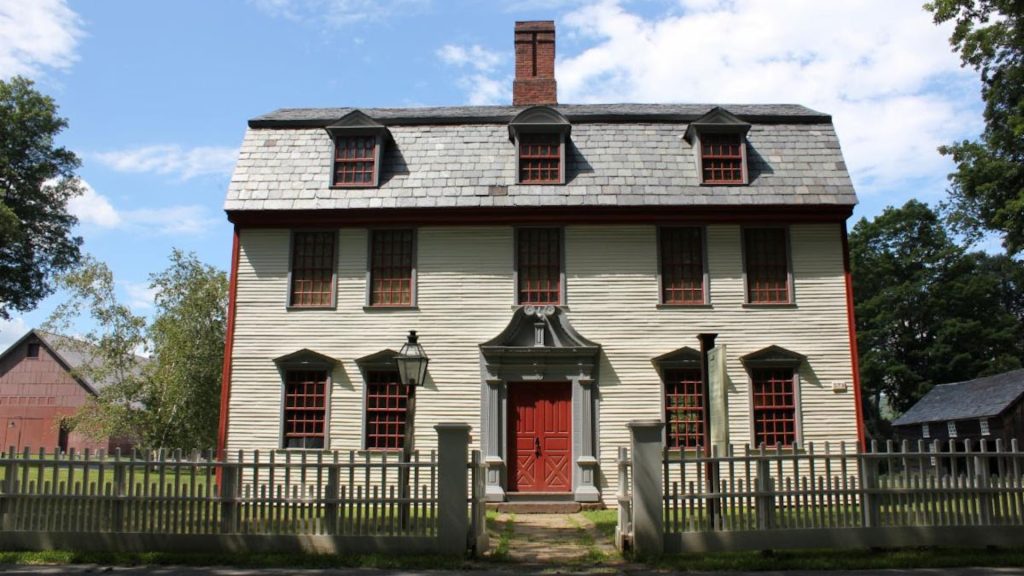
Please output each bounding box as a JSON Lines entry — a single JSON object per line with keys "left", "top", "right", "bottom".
{"left": 487, "top": 512, "right": 621, "bottom": 565}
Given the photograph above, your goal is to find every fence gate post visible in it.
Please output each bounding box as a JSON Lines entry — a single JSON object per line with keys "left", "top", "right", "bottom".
{"left": 219, "top": 462, "right": 239, "bottom": 534}
{"left": 325, "top": 464, "right": 340, "bottom": 535}
{"left": 628, "top": 420, "right": 664, "bottom": 558}
{"left": 976, "top": 444, "right": 993, "bottom": 526}
{"left": 436, "top": 423, "right": 470, "bottom": 555}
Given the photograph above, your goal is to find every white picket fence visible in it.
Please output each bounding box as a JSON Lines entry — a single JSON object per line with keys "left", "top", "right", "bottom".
{"left": 0, "top": 423, "right": 486, "bottom": 555}
{"left": 618, "top": 420, "right": 1024, "bottom": 555}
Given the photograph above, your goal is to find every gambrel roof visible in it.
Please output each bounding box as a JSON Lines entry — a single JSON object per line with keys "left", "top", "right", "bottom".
{"left": 225, "top": 103, "right": 856, "bottom": 214}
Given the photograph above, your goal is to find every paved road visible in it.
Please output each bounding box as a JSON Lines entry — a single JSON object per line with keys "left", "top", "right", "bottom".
{"left": 3, "top": 566, "right": 1024, "bottom": 576}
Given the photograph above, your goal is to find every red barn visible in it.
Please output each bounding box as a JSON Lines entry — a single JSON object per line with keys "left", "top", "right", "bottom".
{"left": 0, "top": 329, "right": 137, "bottom": 454}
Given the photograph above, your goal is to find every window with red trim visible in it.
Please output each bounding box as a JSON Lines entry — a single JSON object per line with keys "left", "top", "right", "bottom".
{"left": 664, "top": 368, "right": 704, "bottom": 450}
{"left": 700, "top": 133, "right": 744, "bottom": 184}
{"left": 517, "top": 228, "right": 561, "bottom": 305}
{"left": 518, "top": 134, "right": 562, "bottom": 184}
{"left": 365, "top": 371, "right": 412, "bottom": 450}
{"left": 289, "top": 231, "right": 335, "bottom": 307}
{"left": 744, "top": 228, "right": 790, "bottom": 304}
{"left": 751, "top": 367, "right": 796, "bottom": 447}
{"left": 283, "top": 370, "right": 327, "bottom": 449}
{"left": 370, "top": 229, "right": 414, "bottom": 307}
{"left": 660, "top": 227, "right": 705, "bottom": 304}
{"left": 333, "top": 135, "right": 377, "bottom": 187}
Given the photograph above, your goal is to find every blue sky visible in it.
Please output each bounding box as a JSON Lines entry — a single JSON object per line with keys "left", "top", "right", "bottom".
{"left": 0, "top": 0, "right": 984, "bottom": 348}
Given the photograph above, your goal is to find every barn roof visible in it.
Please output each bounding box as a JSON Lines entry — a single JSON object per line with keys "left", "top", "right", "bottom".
{"left": 892, "top": 369, "right": 1024, "bottom": 427}
{"left": 0, "top": 329, "right": 147, "bottom": 396}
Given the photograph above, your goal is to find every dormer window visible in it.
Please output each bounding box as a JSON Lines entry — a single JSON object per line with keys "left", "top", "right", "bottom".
{"left": 325, "top": 110, "right": 390, "bottom": 189}
{"left": 685, "top": 106, "right": 751, "bottom": 186}
{"left": 700, "top": 133, "right": 744, "bottom": 184}
{"left": 509, "top": 106, "right": 570, "bottom": 185}
{"left": 333, "top": 135, "right": 377, "bottom": 187}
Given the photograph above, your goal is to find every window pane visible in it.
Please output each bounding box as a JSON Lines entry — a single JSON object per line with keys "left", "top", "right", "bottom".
{"left": 519, "top": 134, "right": 561, "bottom": 184}
{"left": 744, "top": 228, "right": 789, "bottom": 304}
{"left": 370, "top": 230, "right": 414, "bottom": 306}
{"left": 664, "top": 368, "right": 704, "bottom": 449}
{"left": 365, "top": 371, "right": 412, "bottom": 450}
{"left": 701, "top": 133, "right": 744, "bottom": 184}
{"left": 751, "top": 368, "right": 796, "bottom": 447}
{"left": 517, "top": 228, "right": 561, "bottom": 305}
{"left": 283, "top": 370, "right": 327, "bottom": 448}
{"left": 290, "top": 231, "right": 335, "bottom": 307}
{"left": 661, "top": 227, "right": 705, "bottom": 304}
{"left": 333, "top": 136, "right": 377, "bottom": 186}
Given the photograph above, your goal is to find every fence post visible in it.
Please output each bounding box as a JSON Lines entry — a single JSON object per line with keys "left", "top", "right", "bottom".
{"left": 976, "top": 442, "right": 993, "bottom": 525}
{"left": 1, "top": 448, "right": 16, "bottom": 531}
{"left": 628, "top": 420, "right": 664, "bottom": 558}
{"left": 113, "top": 450, "right": 126, "bottom": 532}
{"left": 219, "top": 462, "right": 239, "bottom": 534}
{"left": 755, "top": 447, "right": 774, "bottom": 529}
{"left": 436, "top": 423, "right": 470, "bottom": 555}
{"left": 325, "top": 463, "right": 340, "bottom": 535}
{"left": 859, "top": 442, "right": 880, "bottom": 528}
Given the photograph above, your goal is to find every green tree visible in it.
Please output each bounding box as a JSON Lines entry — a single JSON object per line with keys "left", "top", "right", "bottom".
{"left": 851, "top": 200, "right": 1024, "bottom": 436}
{"left": 46, "top": 251, "right": 228, "bottom": 451}
{"left": 927, "top": 0, "right": 1024, "bottom": 253}
{"left": 0, "top": 76, "right": 83, "bottom": 319}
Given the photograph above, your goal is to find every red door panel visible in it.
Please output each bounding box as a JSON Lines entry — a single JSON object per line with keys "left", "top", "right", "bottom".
{"left": 508, "top": 382, "right": 572, "bottom": 492}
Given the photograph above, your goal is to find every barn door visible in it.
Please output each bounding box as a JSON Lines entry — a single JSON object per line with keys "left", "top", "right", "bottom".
{"left": 507, "top": 382, "right": 572, "bottom": 492}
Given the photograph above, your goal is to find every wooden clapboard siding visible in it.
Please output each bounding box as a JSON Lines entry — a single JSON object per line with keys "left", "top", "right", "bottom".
{"left": 227, "top": 223, "right": 858, "bottom": 503}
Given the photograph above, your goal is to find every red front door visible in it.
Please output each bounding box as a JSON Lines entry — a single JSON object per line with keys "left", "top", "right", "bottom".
{"left": 508, "top": 382, "right": 572, "bottom": 492}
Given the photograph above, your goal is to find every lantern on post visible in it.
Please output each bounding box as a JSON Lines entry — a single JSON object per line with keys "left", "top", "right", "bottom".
{"left": 396, "top": 330, "right": 429, "bottom": 387}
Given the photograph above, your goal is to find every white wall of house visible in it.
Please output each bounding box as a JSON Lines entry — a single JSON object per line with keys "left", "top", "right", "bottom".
{"left": 226, "top": 223, "right": 859, "bottom": 504}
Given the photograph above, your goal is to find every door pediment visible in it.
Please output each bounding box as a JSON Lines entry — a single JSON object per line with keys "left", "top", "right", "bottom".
{"left": 480, "top": 305, "right": 600, "bottom": 362}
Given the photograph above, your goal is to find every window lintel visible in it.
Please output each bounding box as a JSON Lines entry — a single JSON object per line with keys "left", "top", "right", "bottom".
{"left": 274, "top": 348, "right": 341, "bottom": 370}
{"left": 651, "top": 345, "right": 702, "bottom": 375}
{"left": 741, "top": 345, "right": 805, "bottom": 370}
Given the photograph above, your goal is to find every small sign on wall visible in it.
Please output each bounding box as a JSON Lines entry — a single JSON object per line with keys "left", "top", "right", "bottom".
{"left": 831, "top": 381, "right": 848, "bottom": 393}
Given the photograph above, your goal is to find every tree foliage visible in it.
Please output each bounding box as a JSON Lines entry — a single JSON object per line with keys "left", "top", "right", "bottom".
{"left": 0, "top": 76, "right": 83, "bottom": 319}
{"left": 851, "top": 200, "right": 1024, "bottom": 436}
{"left": 45, "top": 251, "right": 228, "bottom": 451}
{"left": 927, "top": 0, "right": 1024, "bottom": 253}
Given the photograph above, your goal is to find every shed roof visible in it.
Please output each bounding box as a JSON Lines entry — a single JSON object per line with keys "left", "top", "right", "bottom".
{"left": 226, "top": 103, "right": 856, "bottom": 213}
{"left": 892, "top": 369, "right": 1024, "bottom": 427}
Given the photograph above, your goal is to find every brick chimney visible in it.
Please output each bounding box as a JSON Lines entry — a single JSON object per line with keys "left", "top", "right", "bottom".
{"left": 513, "top": 20, "right": 557, "bottom": 106}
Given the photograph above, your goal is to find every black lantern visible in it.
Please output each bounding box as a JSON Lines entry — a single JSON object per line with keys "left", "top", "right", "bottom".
{"left": 396, "top": 330, "right": 429, "bottom": 387}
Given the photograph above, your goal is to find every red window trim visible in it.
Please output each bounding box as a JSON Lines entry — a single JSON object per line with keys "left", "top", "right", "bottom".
{"left": 282, "top": 369, "right": 328, "bottom": 449}
{"left": 368, "top": 229, "right": 415, "bottom": 307}
{"left": 699, "top": 133, "right": 746, "bottom": 185}
{"left": 743, "top": 227, "right": 791, "bottom": 305}
{"left": 364, "top": 370, "right": 412, "bottom": 451}
{"left": 332, "top": 134, "right": 379, "bottom": 188}
{"left": 518, "top": 133, "right": 563, "bottom": 185}
{"left": 664, "top": 368, "right": 705, "bottom": 450}
{"left": 516, "top": 227, "right": 562, "bottom": 305}
{"left": 659, "top": 227, "right": 706, "bottom": 305}
{"left": 288, "top": 230, "right": 336, "bottom": 308}
{"left": 751, "top": 367, "right": 797, "bottom": 448}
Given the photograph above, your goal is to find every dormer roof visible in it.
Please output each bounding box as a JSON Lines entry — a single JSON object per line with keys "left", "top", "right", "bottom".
{"left": 684, "top": 106, "right": 752, "bottom": 143}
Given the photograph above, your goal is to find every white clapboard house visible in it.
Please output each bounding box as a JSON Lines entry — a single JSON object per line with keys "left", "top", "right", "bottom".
{"left": 217, "top": 21, "right": 864, "bottom": 505}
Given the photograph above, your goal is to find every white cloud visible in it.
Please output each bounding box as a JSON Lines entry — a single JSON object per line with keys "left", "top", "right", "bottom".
{"left": 67, "top": 179, "right": 121, "bottom": 228}
{"left": 94, "top": 145, "right": 239, "bottom": 181}
{"left": 0, "top": 0, "right": 82, "bottom": 79}
{"left": 123, "top": 282, "right": 158, "bottom": 312}
{"left": 249, "top": 0, "right": 429, "bottom": 27}
{"left": 437, "top": 44, "right": 504, "bottom": 73}
{"left": 556, "top": 0, "right": 982, "bottom": 199}
{"left": 120, "top": 205, "right": 219, "bottom": 236}
{"left": 0, "top": 317, "right": 27, "bottom": 352}
{"left": 437, "top": 44, "right": 510, "bottom": 105}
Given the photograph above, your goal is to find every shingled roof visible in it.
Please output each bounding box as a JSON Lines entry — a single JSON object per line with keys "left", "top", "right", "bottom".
{"left": 892, "top": 369, "right": 1024, "bottom": 427}
{"left": 225, "top": 103, "right": 857, "bottom": 213}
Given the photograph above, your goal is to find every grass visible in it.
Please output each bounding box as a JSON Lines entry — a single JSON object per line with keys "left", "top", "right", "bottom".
{"left": 581, "top": 509, "right": 617, "bottom": 540}
{"left": 566, "top": 513, "right": 609, "bottom": 565}
{"left": 0, "top": 550, "right": 467, "bottom": 570}
{"left": 655, "top": 546, "right": 1024, "bottom": 572}
{"left": 486, "top": 511, "right": 515, "bottom": 561}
